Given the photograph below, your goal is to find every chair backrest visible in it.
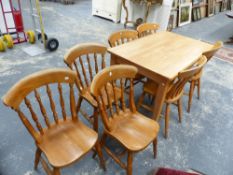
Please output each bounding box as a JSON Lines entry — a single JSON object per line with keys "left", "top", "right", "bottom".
{"left": 137, "top": 23, "right": 159, "bottom": 37}
{"left": 203, "top": 41, "right": 223, "bottom": 61}
{"left": 64, "top": 43, "right": 107, "bottom": 92}
{"left": 2, "top": 69, "right": 78, "bottom": 143}
{"left": 108, "top": 30, "right": 138, "bottom": 47}
{"left": 91, "top": 65, "right": 138, "bottom": 131}
{"left": 166, "top": 55, "right": 207, "bottom": 100}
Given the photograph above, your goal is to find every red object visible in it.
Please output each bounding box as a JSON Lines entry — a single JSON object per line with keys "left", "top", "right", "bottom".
{"left": 0, "top": 0, "right": 27, "bottom": 44}
{"left": 155, "top": 168, "right": 199, "bottom": 175}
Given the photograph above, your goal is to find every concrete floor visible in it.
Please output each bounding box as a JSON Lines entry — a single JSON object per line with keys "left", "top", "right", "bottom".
{"left": 0, "top": 1, "right": 233, "bottom": 175}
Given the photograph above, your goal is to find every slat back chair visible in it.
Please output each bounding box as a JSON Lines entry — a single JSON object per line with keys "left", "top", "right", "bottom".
{"left": 136, "top": 23, "right": 160, "bottom": 37}
{"left": 91, "top": 65, "right": 160, "bottom": 175}
{"left": 187, "top": 41, "right": 223, "bottom": 112}
{"left": 108, "top": 29, "right": 138, "bottom": 47}
{"left": 2, "top": 69, "right": 105, "bottom": 175}
{"left": 108, "top": 30, "right": 144, "bottom": 87}
{"left": 138, "top": 56, "right": 207, "bottom": 138}
{"left": 64, "top": 43, "right": 114, "bottom": 130}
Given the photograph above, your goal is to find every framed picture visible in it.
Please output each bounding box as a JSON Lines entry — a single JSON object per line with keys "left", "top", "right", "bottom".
{"left": 172, "top": 0, "right": 178, "bottom": 10}
{"left": 167, "top": 10, "right": 178, "bottom": 31}
{"left": 207, "top": 0, "right": 214, "bottom": 16}
{"left": 192, "top": 0, "right": 204, "bottom": 5}
{"left": 179, "top": 3, "right": 192, "bottom": 26}
{"left": 192, "top": 7, "right": 201, "bottom": 21}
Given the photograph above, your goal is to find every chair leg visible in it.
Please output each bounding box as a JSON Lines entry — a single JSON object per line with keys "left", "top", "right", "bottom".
{"left": 127, "top": 151, "right": 133, "bottom": 175}
{"left": 95, "top": 141, "right": 106, "bottom": 171}
{"left": 76, "top": 96, "right": 83, "bottom": 113}
{"left": 177, "top": 98, "right": 182, "bottom": 123}
{"left": 197, "top": 79, "right": 201, "bottom": 100}
{"left": 152, "top": 138, "right": 157, "bottom": 159}
{"left": 187, "top": 81, "right": 195, "bottom": 113}
{"left": 53, "top": 168, "right": 61, "bottom": 175}
{"left": 165, "top": 103, "right": 170, "bottom": 139}
{"left": 137, "top": 91, "right": 145, "bottom": 110}
{"left": 93, "top": 108, "right": 99, "bottom": 132}
{"left": 34, "top": 147, "right": 42, "bottom": 170}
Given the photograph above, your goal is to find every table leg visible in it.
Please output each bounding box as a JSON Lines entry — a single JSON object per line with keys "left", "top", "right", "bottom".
{"left": 152, "top": 82, "right": 169, "bottom": 121}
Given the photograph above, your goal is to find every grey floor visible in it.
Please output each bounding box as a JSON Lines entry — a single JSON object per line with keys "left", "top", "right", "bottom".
{"left": 0, "top": 1, "right": 233, "bottom": 175}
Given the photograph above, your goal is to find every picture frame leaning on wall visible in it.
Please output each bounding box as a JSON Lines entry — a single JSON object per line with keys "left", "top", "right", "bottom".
{"left": 178, "top": 2, "right": 192, "bottom": 26}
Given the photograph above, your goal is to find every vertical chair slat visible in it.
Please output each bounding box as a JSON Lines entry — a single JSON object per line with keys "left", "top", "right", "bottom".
{"left": 58, "top": 83, "right": 66, "bottom": 121}
{"left": 24, "top": 97, "right": 44, "bottom": 134}
{"left": 73, "top": 61, "right": 84, "bottom": 90}
{"left": 79, "top": 57, "right": 89, "bottom": 87}
{"left": 101, "top": 53, "right": 106, "bottom": 69}
{"left": 46, "top": 85, "right": 59, "bottom": 124}
{"left": 120, "top": 78, "right": 126, "bottom": 112}
{"left": 34, "top": 89, "right": 51, "bottom": 128}
{"left": 105, "top": 84, "right": 114, "bottom": 117}
{"left": 69, "top": 83, "right": 77, "bottom": 121}
{"left": 86, "top": 54, "right": 93, "bottom": 81}
{"left": 111, "top": 80, "right": 120, "bottom": 114}
{"left": 16, "top": 109, "right": 40, "bottom": 140}
{"left": 129, "top": 79, "right": 136, "bottom": 112}
{"left": 94, "top": 53, "right": 99, "bottom": 74}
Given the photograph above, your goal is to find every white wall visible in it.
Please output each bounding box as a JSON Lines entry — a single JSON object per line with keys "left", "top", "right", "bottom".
{"left": 0, "top": 0, "right": 15, "bottom": 34}
{"left": 121, "top": 0, "right": 173, "bottom": 31}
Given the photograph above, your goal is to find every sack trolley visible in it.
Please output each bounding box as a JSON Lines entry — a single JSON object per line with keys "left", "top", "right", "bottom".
{"left": 0, "top": 0, "right": 27, "bottom": 51}
{"left": 28, "top": 0, "right": 59, "bottom": 51}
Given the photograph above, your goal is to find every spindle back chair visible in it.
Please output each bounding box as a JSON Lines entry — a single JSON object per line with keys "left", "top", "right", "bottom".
{"left": 187, "top": 41, "right": 223, "bottom": 112}
{"left": 64, "top": 43, "right": 121, "bottom": 130}
{"left": 2, "top": 68, "right": 105, "bottom": 175}
{"left": 138, "top": 56, "right": 207, "bottom": 138}
{"left": 136, "top": 23, "right": 159, "bottom": 37}
{"left": 108, "top": 30, "right": 138, "bottom": 47}
{"left": 91, "top": 65, "right": 160, "bottom": 175}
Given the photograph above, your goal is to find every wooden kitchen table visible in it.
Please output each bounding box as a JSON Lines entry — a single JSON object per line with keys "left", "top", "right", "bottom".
{"left": 108, "top": 31, "right": 213, "bottom": 121}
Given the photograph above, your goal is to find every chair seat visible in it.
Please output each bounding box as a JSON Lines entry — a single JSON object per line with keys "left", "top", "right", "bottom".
{"left": 107, "top": 110, "right": 159, "bottom": 151}
{"left": 38, "top": 119, "right": 98, "bottom": 167}
{"left": 81, "top": 83, "right": 121, "bottom": 107}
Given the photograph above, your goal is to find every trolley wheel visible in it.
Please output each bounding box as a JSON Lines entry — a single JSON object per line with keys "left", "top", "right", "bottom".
{"left": 0, "top": 39, "right": 6, "bottom": 52}
{"left": 26, "top": 30, "right": 36, "bottom": 44}
{"left": 3, "top": 35, "right": 14, "bottom": 49}
{"left": 46, "top": 38, "right": 59, "bottom": 51}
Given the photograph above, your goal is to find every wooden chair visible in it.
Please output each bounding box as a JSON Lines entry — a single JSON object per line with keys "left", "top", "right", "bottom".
{"left": 137, "top": 23, "right": 160, "bottom": 37}
{"left": 91, "top": 65, "right": 160, "bottom": 175}
{"left": 187, "top": 41, "right": 223, "bottom": 112}
{"left": 108, "top": 29, "right": 138, "bottom": 47}
{"left": 137, "top": 56, "right": 207, "bottom": 138}
{"left": 64, "top": 43, "right": 121, "bottom": 131}
{"left": 108, "top": 30, "right": 144, "bottom": 87}
{"left": 2, "top": 69, "right": 105, "bottom": 175}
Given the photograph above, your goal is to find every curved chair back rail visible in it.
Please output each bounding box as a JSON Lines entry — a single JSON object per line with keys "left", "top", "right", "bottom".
{"left": 137, "top": 23, "right": 160, "bottom": 37}
{"left": 64, "top": 43, "right": 108, "bottom": 92}
{"left": 166, "top": 55, "right": 207, "bottom": 101}
{"left": 108, "top": 30, "right": 138, "bottom": 47}
{"left": 203, "top": 41, "right": 223, "bottom": 61}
